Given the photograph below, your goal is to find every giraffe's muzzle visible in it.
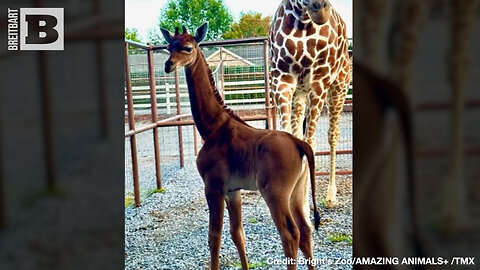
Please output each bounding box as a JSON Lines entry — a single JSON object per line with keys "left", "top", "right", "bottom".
{"left": 164, "top": 60, "right": 175, "bottom": 73}
{"left": 305, "top": 0, "right": 331, "bottom": 25}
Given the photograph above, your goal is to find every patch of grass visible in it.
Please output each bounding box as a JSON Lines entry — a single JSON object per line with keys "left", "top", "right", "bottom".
{"left": 125, "top": 188, "right": 166, "bottom": 208}
{"left": 125, "top": 191, "right": 135, "bottom": 208}
{"left": 145, "top": 188, "right": 166, "bottom": 198}
{"left": 233, "top": 260, "right": 268, "bottom": 269}
{"left": 328, "top": 233, "right": 352, "bottom": 245}
{"left": 249, "top": 261, "right": 269, "bottom": 268}
{"left": 247, "top": 217, "right": 258, "bottom": 224}
{"left": 318, "top": 199, "right": 327, "bottom": 208}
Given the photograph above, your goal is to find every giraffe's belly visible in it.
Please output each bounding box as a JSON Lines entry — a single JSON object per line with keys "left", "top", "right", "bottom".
{"left": 226, "top": 174, "right": 258, "bottom": 192}
{"left": 296, "top": 72, "right": 313, "bottom": 90}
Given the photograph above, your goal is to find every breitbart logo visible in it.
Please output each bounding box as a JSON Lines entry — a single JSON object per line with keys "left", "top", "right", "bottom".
{"left": 8, "top": 8, "right": 64, "bottom": 51}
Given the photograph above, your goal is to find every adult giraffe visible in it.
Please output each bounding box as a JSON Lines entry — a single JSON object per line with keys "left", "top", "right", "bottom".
{"left": 270, "top": 0, "right": 351, "bottom": 207}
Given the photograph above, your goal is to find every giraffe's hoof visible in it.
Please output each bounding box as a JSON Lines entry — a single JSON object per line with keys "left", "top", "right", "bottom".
{"left": 325, "top": 200, "right": 339, "bottom": 209}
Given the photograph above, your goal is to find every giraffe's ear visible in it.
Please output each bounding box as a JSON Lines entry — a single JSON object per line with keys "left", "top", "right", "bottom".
{"left": 160, "top": 28, "right": 173, "bottom": 43}
{"left": 194, "top": 22, "right": 208, "bottom": 43}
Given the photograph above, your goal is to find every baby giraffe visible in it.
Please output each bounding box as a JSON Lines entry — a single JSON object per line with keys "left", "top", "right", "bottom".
{"left": 161, "top": 23, "right": 320, "bottom": 270}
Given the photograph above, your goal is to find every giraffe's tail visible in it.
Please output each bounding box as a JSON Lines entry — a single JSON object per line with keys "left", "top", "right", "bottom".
{"left": 294, "top": 137, "right": 321, "bottom": 230}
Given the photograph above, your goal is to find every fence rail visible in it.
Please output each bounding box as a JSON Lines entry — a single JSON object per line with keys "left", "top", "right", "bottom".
{"left": 126, "top": 80, "right": 353, "bottom": 111}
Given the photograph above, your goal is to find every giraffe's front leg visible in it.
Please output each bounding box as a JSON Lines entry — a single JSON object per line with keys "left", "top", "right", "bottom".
{"left": 225, "top": 191, "right": 249, "bottom": 270}
{"left": 204, "top": 178, "right": 226, "bottom": 270}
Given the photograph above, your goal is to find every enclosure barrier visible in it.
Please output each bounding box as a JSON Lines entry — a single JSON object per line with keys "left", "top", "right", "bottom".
{"left": 124, "top": 37, "right": 353, "bottom": 207}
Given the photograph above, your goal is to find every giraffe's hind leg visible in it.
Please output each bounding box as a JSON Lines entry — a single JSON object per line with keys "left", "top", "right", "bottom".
{"left": 302, "top": 84, "right": 327, "bottom": 215}
{"left": 262, "top": 193, "right": 300, "bottom": 270}
{"left": 290, "top": 169, "right": 315, "bottom": 270}
{"left": 303, "top": 83, "right": 326, "bottom": 148}
{"left": 325, "top": 81, "right": 348, "bottom": 208}
{"left": 272, "top": 71, "right": 296, "bottom": 133}
{"left": 291, "top": 90, "right": 308, "bottom": 139}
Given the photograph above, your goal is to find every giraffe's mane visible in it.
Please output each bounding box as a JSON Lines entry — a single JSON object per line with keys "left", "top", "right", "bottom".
{"left": 204, "top": 59, "right": 248, "bottom": 126}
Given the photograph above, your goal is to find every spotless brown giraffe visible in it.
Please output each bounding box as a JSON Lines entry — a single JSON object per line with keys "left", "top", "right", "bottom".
{"left": 161, "top": 23, "right": 321, "bottom": 270}
{"left": 270, "top": 0, "right": 352, "bottom": 208}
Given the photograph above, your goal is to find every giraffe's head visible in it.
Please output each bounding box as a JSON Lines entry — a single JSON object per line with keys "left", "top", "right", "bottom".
{"left": 160, "top": 22, "right": 208, "bottom": 73}
{"left": 302, "top": 0, "right": 332, "bottom": 25}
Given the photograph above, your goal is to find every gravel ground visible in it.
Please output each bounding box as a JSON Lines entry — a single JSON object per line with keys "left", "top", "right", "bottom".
{"left": 125, "top": 114, "right": 352, "bottom": 270}
{"left": 125, "top": 159, "right": 352, "bottom": 270}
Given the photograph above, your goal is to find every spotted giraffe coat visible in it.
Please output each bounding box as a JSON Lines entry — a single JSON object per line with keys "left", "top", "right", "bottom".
{"left": 269, "top": 0, "right": 351, "bottom": 143}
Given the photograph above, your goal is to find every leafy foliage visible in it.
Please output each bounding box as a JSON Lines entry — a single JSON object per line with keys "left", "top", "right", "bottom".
{"left": 223, "top": 12, "right": 271, "bottom": 39}
{"left": 125, "top": 27, "right": 141, "bottom": 42}
{"left": 125, "top": 27, "right": 143, "bottom": 52}
{"left": 156, "top": 0, "right": 233, "bottom": 42}
{"left": 146, "top": 27, "right": 164, "bottom": 45}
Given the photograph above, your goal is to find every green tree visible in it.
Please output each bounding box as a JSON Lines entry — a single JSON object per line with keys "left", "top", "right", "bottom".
{"left": 222, "top": 12, "right": 271, "bottom": 39}
{"left": 125, "top": 27, "right": 140, "bottom": 42}
{"left": 146, "top": 27, "right": 163, "bottom": 45}
{"left": 157, "top": 0, "right": 233, "bottom": 42}
{"left": 125, "top": 27, "right": 143, "bottom": 53}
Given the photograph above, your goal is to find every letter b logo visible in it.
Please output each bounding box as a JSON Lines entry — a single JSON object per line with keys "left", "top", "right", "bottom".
{"left": 20, "top": 8, "right": 63, "bottom": 50}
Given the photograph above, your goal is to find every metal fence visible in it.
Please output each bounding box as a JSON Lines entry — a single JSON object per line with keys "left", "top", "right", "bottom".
{"left": 124, "top": 37, "right": 353, "bottom": 206}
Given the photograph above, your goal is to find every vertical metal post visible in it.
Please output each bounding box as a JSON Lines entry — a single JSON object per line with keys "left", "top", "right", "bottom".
{"left": 147, "top": 47, "right": 162, "bottom": 189}
{"left": 219, "top": 47, "right": 225, "bottom": 99}
{"left": 125, "top": 43, "right": 141, "bottom": 207}
{"left": 39, "top": 51, "right": 56, "bottom": 189}
{"left": 174, "top": 69, "right": 185, "bottom": 167}
{"left": 263, "top": 40, "right": 272, "bottom": 130}
{"left": 193, "top": 126, "right": 198, "bottom": 156}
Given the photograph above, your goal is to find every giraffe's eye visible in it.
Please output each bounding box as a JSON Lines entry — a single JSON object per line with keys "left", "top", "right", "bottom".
{"left": 182, "top": 46, "right": 193, "bottom": 53}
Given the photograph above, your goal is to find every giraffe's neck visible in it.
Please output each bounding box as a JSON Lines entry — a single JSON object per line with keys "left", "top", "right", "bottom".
{"left": 184, "top": 48, "right": 245, "bottom": 139}
{"left": 184, "top": 49, "right": 228, "bottom": 139}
